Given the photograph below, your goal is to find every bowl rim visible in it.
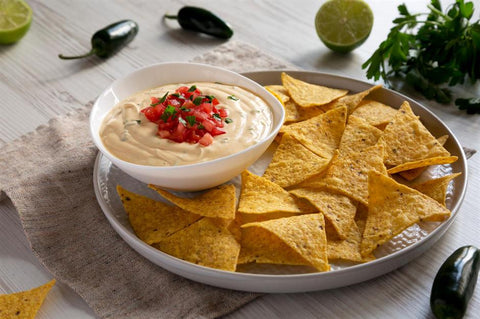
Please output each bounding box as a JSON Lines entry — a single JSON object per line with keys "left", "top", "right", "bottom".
{"left": 89, "top": 62, "right": 286, "bottom": 170}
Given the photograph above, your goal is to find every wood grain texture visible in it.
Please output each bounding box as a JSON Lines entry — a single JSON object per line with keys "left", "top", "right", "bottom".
{"left": 1, "top": 0, "right": 479, "bottom": 318}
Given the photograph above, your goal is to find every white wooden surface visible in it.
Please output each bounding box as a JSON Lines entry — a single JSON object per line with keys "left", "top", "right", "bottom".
{"left": 1, "top": 0, "right": 479, "bottom": 318}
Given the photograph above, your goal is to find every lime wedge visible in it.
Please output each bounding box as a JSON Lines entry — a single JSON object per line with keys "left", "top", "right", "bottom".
{"left": 0, "top": 0, "right": 32, "bottom": 44}
{"left": 315, "top": 0, "right": 373, "bottom": 53}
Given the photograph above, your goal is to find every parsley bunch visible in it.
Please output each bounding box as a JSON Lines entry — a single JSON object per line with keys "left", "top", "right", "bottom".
{"left": 362, "top": 0, "right": 480, "bottom": 113}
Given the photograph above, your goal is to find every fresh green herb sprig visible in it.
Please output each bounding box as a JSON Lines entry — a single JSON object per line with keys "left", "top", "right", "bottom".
{"left": 362, "top": 0, "right": 480, "bottom": 112}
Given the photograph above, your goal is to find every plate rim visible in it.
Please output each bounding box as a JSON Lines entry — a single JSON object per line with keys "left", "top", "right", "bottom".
{"left": 92, "top": 70, "right": 468, "bottom": 293}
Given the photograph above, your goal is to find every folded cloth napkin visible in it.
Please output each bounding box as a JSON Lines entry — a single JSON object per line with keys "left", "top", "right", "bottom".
{"left": 0, "top": 41, "right": 295, "bottom": 319}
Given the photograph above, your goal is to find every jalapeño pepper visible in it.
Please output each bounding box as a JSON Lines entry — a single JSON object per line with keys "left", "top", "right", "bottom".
{"left": 430, "top": 246, "right": 480, "bottom": 319}
{"left": 164, "top": 6, "right": 233, "bottom": 39}
{"left": 59, "top": 20, "right": 139, "bottom": 60}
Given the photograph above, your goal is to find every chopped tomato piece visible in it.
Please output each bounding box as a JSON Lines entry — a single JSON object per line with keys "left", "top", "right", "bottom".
{"left": 141, "top": 85, "right": 231, "bottom": 145}
{"left": 199, "top": 133, "right": 214, "bottom": 146}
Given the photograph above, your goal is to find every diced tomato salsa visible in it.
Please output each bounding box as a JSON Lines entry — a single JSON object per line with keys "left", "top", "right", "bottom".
{"left": 141, "top": 85, "right": 231, "bottom": 146}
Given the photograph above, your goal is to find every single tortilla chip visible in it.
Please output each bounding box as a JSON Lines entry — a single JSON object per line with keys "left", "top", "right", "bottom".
{"left": 117, "top": 186, "right": 201, "bottom": 244}
{"left": 351, "top": 99, "right": 398, "bottom": 129}
{"left": 281, "top": 72, "right": 348, "bottom": 108}
{"left": 0, "top": 279, "right": 55, "bottom": 319}
{"left": 379, "top": 101, "right": 451, "bottom": 167}
{"left": 282, "top": 99, "right": 302, "bottom": 123}
{"left": 239, "top": 211, "right": 298, "bottom": 225}
{"left": 360, "top": 171, "right": 451, "bottom": 257}
{"left": 154, "top": 218, "right": 240, "bottom": 271}
{"left": 398, "top": 135, "right": 450, "bottom": 181}
{"left": 281, "top": 106, "right": 347, "bottom": 159}
{"left": 334, "top": 84, "right": 383, "bottom": 114}
{"left": 265, "top": 85, "right": 299, "bottom": 123}
{"left": 290, "top": 188, "right": 357, "bottom": 240}
{"left": 325, "top": 220, "right": 369, "bottom": 262}
{"left": 412, "top": 173, "right": 461, "bottom": 206}
{"left": 263, "top": 133, "right": 331, "bottom": 188}
{"left": 264, "top": 85, "right": 290, "bottom": 104}
{"left": 338, "top": 115, "right": 383, "bottom": 155}
{"left": 238, "top": 170, "right": 316, "bottom": 214}
{"left": 239, "top": 214, "right": 330, "bottom": 271}
{"left": 387, "top": 156, "right": 458, "bottom": 174}
{"left": 149, "top": 184, "right": 236, "bottom": 219}
{"left": 320, "top": 143, "right": 388, "bottom": 205}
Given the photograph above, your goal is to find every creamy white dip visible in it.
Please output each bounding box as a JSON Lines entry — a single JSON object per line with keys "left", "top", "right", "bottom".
{"left": 99, "top": 82, "right": 273, "bottom": 166}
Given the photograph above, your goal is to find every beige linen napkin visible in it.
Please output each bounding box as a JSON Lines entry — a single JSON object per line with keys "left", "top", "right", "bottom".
{"left": 0, "top": 41, "right": 295, "bottom": 319}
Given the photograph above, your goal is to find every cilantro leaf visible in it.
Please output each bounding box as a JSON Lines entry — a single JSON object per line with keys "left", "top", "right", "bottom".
{"left": 362, "top": 0, "right": 480, "bottom": 112}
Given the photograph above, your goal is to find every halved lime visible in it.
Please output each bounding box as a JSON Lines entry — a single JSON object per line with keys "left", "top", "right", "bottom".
{"left": 315, "top": 0, "right": 373, "bottom": 53}
{"left": 0, "top": 0, "right": 32, "bottom": 44}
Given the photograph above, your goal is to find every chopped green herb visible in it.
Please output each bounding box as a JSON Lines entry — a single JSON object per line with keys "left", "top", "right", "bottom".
{"left": 198, "top": 123, "right": 205, "bottom": 129}
{"left": 212, "top": 113, "right": 222, "bottom": 121}
{"left": 151, "top": 91, "right": 169, "bottom": 106}
{"left": 225, "top": 118, "right": 233, "bottom": 124}
{"left": 205, "top": 95, "right": 216, "bottom": 102}
{"left": 193, "top": 96, "right": 204, "bottom": 105}
{"left": 227, "top": 95, "right": 239, "bottom": 101}
{"left": 171, "top": 93, "right": 185, "bottom": 99}
{"left": 159, "top": 92, "right": 169, "bottom": 103}
{"left": 186, "top": 115, "right": 197, "bottom": 127}
{"left": 188, "top": 85, "right": 197, "bottom": 92}
{"left": 178, "top": 117, "right": 187, "bottom": 126}
{"left": 161, "top": 105, "right": 177, "bottom": 122}
{"left": 180, "top": 106, "right": 191, "bottom": 112}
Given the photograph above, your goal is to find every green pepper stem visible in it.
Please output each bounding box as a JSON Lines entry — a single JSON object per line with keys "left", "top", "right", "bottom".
{"left": 58, "top": 49, "right": 97, "bottom": 60}
{"left": 163, "top": 14, "right": 178, "bottom": 20}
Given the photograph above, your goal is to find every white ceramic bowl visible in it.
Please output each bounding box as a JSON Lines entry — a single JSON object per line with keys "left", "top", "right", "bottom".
{"left": 90, "top": 62, "right": 285, "bottom": 191}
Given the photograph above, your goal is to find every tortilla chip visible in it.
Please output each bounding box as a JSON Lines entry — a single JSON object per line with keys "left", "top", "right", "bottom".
{"left": 387, "top": 156, "right": 458, "bottom": 174}
{"left": 239, "top": 211, "right": 298, "bottom": 225}
{"left": 149, "top": 184, "right": 236, "bottom": 219}
{"left": 264, "top": 85, "right": 290, "bottom": 104}
{"left": 265, "top": 85, "right": 300, "bottom": 124}
{"left": 379, "top": 101, "right": 451, "bottom": 167}
{"left": 318, "top": 143, "right": 388, "bottom": 205}
{"left": 263, "top": 133, "right": 331, "bottom": 188}
{"left": 412, "top": 173, "right": 461, "bottom": 206}
{"left": 360, "top": 171, "right": 451, "bottom": 257}
{"left": 0, "top": 279, "right": 55, "bottom": 319}
{"left": 239, "top": 214, "right": 330, "bottom": 271}
{"left": 351, "top": 99, "right": 398, "bottom": 129}
{"left": 333, "top": 84, "right": 383, "bottom": 114}
{"left": 355, "top": 203, "right": 369, "bottom": 236}
{"left": 117, "top": 185, "right": 201, "bottom": 244}
{"left": 281, "top": 72, "right": 348, "bottom": 107}
{"left": 154, "top": 218, "right": 240, "bottom": 271}
{"left": 238, "top": 170, "right": 316, "bottom": 214}
{"left": 290, "top": 188, "right": 357, "bottom": 240}
{"left": 325, "top": 219, "right": 369, "bottom": 262}
{"left": 296, "top": 104, "right": 326, "bottom": 121}
{"left": 338, "top": 115, "right": 383, "bottom": 155}
{"left": 281, "top": 106, "right": 347, "bottom": 159}
{"left": 398, "top": 135, "right": 450, "bottom": 181}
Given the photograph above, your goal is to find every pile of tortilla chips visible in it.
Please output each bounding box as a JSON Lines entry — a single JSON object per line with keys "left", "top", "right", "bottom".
{"left": 117, "top": 72, "right": 460, "bottom": 273}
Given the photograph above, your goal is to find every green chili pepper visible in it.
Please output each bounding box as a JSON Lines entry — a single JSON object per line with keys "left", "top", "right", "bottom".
{"left": 164, "top": 6, "right": 233, "bottom": 39}
{"left": 59, "top": 20, "right": 139, "bottom": 60}
{"left": 430, "top": 245, "right": 480, "bottom": 319}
